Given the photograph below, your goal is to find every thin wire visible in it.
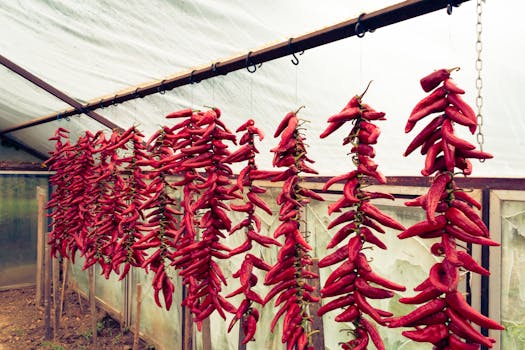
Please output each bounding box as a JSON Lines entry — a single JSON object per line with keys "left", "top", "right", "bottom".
{"left": 359, "top": 39, "right": 363, "bottom": 86}
{"left": 294, "top": 63, "right": 298, "bottom": 106}
{"left": 250, "top": 73, "right": 253, "bottom": 117}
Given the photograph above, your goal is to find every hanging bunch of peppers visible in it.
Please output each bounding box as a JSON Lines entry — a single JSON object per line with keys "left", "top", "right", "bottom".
{"left": 318, "top": 87, "right": 407, "bottom": 350}
{"left": 222, "top": 119, "right": 280, "bottom": 343}
{"left": 263, "top": 108, "right": 323, "bottom": 350}
{"left": 47, "top": 130, "right": 98, "bottom": 261}
{"left": 46, "top": 127, "right": 75, "bottom": 258}
{"left": 110, "top": 126, "right": 150, "bottom": 280}
{"left": 167, "top": 108, "right": 238, "bottom": 324}
{"left": 391, "top": 68, "right": 503, "bottom": 349}
{"left": 132, "top": 125, "right": 183, "bottom": 310}
{"left": 81, "top": 130, "right": 121, "bottom": 276}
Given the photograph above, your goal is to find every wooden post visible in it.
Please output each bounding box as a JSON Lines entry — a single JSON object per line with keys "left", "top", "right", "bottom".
{"left": 237, "top": 317, "right": 246, "bottom": 350}
{"left": 182, "top": 285, "right": 193, "bottom": 350}
{"left": 52, "top": 257, "right": 60, "bottom": 338}
{"left": 43, "top": 234, "right": 52, "bottom": 340}
{"left": 59, "top": 258, "right": 68, "bottom": 319}
{"left": 201, "top": 317, "right": 212, "bottom": 350}
{"left": 88, "top": 266, "right": 97, "bottom": 346}
{"left": 308, "top": 258, "right": 325, "bottom": 349}
{"left": 36, "top": 187, "right": 46, "bottom": 307}
{"left": 132, "top": 283, "right": 142, "bottom": 350}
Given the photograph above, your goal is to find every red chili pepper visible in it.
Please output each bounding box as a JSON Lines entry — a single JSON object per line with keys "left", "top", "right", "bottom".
{"left": 402, "top": 324, "right": 449, "bottom": 344}
{"left": 447, "top": 93, "right": 477, "bottom": 133}
{"left": 457, "top": 251, "right": 490, "bottom": 275}
{"left": 445, "top": 106, "right": 477, "bottom": 129}
{"left": 448, "top": 333, "right": 482, "bottom": 350}
{"left": 446, "top": 307, "right": 497, "bottom": 348}
{"left": 420, "top": 68, "right": 457, "bottom": 92}
{"left": 318, "top": 294, "right": 355, "bottom": 317}
{"left": 426, "top": 172, "right": 452, "bottom": 223}
{"left": 386, "top": 298, "right": 446, "bottom": 328}
{"left": 408, "top": 98, "right": 448, "bottom": 125}
{"left": 334, "top": 305, "right": 360, "bottom": 322}
{"left": 446, "top": 291, "right": 504, "bottom": 330}
{"left": 404, "top": 116, "right": 445, "bottom": 156}
{"left": 327, "top": 222, "right": 357, "bottom": 249}
{"left": 361, "top": 202, "right": 406, "bottom": 231}
{"left": 320, "top": 120, "right": 345, "bottom": 139}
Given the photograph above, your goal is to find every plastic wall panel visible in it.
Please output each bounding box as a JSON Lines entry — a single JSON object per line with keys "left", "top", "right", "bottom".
{"left": 500, "top": 200, "right": 525, "bottom": 349}
{"left": 129, "top": 265, "right": 183, "bottom": 350}
{"left": 306, "top": 194, "right": 435, "bottom": 350}
{"left": 94, "top": 264, "right": 126, "bottom": 319}
{"left": 0, "top": 174, "right": 48, "bottom": 288}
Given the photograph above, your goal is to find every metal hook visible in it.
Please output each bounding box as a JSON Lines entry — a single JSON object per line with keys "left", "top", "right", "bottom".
{"left": 157, "top": 79, "right": 166, "bottom": 94}
{"left": 245, "top": 51, "right": 257, "bottom": 73}
{"left": 288, "top": 38, "right": 304, "bottom": 66}
{"left": 447, "top": 0, "right": 460, "bottom": 15}
{"left": 211, "top": 62, "right": 218, "bottom": 73}
{"left": 98, "top": 99, "right": 105, "bottom": 110}
{"left": 133, "top": 88, "right": 141, "bottom": 99}
{"left": 113, "top": 95, "right": 119, "bottom": 106}
{"left": 189, "top": 70, "right": 200, "bottom": 84}
{"left": 355, "top": 13, "right": 367, "bottom": 38}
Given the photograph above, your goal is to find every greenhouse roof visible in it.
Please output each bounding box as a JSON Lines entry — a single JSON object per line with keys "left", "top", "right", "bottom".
{"left": 0, "top": 0, "right": 523, "bottom": 177}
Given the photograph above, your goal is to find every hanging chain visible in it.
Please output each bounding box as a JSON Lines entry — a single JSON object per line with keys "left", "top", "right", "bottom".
{"left": 475, "top": 0, "right": 485, "bottom": 161}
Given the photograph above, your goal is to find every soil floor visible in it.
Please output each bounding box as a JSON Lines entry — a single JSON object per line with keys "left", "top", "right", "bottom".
{"left": 0, "top": 286, "right": 150, "bottom": 350}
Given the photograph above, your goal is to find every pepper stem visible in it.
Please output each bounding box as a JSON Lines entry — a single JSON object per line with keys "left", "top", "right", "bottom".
{"left": 359, "top": 80, "right": 374, "bottom": 99}
{"left": 294, "top": 105, "right": 306, "bottom": 115}
{"left": 447, "top": 67, "right": 461, "bottom": 73}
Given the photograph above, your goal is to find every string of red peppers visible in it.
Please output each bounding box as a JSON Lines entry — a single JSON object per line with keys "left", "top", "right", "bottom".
{"left": 133, "top": 126, "right": 183, "bottom": 310}
{"left": 46, "top": 127, "right": 75, "bottom": 259}
{"left": 263, "top": 108, "right": 323, "bottom": 350}
{"left": 167, "top": 108, "right": 238, "bottom": 326}
{"left": 391, "top": 68, "right": 504, "bottom": 349}
{"left": 47, "top": 130, "right": 98, "bottom": 262}
{"left": 222, "top": 119, "right": 280, "bottom": 343}
{"left": 111, "top": 127, "right": 149, "bottom": 280}
{"left": 319, "top": 86, "right": 407, "bottom": 350}
{"left": 82, "top": 130, "right": 124, "bottom": 277}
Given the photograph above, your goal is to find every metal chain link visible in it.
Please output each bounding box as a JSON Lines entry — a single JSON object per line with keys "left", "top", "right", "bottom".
{"left": 475, "top": 0, "right": 485, "bottom": 161}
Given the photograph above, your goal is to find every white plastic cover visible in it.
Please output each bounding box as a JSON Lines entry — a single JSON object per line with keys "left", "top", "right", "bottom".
{"left": 0, "top": 0, "right": 523, "bottom": 177}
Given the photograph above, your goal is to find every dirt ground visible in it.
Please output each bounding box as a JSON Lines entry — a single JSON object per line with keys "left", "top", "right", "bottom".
{"left": 0, "top": 286, "right": 150, "bottom": 350}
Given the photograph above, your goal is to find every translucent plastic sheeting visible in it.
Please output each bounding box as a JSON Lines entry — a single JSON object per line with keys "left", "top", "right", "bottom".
{"left": 500, "top": 200, "right": 525, "bottom": 349}
{"left": 0, "top": 68, "right": 70, "bottom": 128}
{"left": 0, "top": 174, "right": 48, "bottom": 288}
{"left": 130, "top": 266, "right": 183, "bottom": 350}
{"left": 1, "top": 1, "right": 524, "bottom": 177}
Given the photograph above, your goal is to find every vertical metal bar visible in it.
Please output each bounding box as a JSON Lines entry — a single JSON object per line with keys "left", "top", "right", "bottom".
{"left": 36, "top": 187, "right": 46, "bottom": 306}
{"left": 52, "top": 256, "right": 60, "bottom": 338}
{"left": 44, "top": 233, "right": 52, "bottom": 340}
{"left": 89, "top": 266, "right": 98, "bottom": 345}
{"left": 308, "top": 259, "right": 325, "bottom": 349}
{"left": 480, "top": 188, "right": 491, "bottom": 348}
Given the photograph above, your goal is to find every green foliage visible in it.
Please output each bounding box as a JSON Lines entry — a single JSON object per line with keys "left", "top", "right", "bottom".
{"left": 39, "top": 341, "right": 65, "bottom": 350}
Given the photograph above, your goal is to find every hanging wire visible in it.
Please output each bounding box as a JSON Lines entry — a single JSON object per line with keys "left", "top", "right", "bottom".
{"left": 474, "top": 0, "right": 485, "bottom": 161}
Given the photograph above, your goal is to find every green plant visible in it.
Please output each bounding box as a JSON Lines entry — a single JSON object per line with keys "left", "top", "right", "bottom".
{"left": 39, "top": 341, "right": 65, "bottom": 350}
{"left": 79, "top": 329, "right": 93, "bottom": 341}
{"left": 111, "top": 332, "right": 122, "bottom": 345}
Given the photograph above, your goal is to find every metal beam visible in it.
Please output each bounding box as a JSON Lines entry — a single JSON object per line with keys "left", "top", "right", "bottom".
{"left": 0, "top": 0, "right": 469, "bottom": 135}
{"left": 0, "top": 134, "right": 48, "bottom": 160}
{"left": 0, "top": 55, "right": 123, "bottom": 134}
